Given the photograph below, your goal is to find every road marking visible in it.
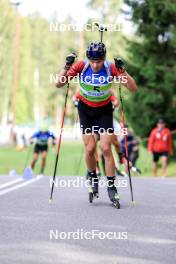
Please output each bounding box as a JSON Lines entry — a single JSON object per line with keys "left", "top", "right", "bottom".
{"left": 0, "top": 175, "right": 43, "bottom": 196}
{"left": 0, "top": 178, "right": 23, "bottom": 190}
{"left": 161, "top": 182, "right": 176, "bottom": 185}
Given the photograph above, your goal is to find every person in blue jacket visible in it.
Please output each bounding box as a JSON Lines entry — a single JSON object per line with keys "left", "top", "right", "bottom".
{"left": 30, "top": 125, "right": 56, "bottom": 174}
{"left": 120, "top": 125, "right": 139, "bottom": 166}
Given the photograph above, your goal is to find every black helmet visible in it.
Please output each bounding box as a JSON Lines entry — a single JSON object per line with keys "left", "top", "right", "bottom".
{"left": 86, "top": 41, "right": 106, "bottom": 60}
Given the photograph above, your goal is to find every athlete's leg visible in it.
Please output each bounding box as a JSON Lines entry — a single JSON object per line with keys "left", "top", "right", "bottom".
{"left": 97, "top": 141, "right": 106, "bottom": 175}
{"left": 153, "top": 162, "right": 158, "bottom": 177}
{"left": 100, "top": 133, "right": 115, "bottom": 176}
{"left": 161, "top": 155, "right": 168, "bottom": 177}
{"left": 82, "top": 134, "right": 99, "bottom": 194}
{"left": 41, "top": 150, "right": 47, "bottom": 174}
{"left": 93, "top": 134, "right": 101, "bottom": 175}
{"left": 100, "top": 133, "right": 120, "bottom": 203}
{"left": 100, "top": 153, "right": 106, "bottom": 175}
{"left": 153, "top": 152, "right": 159, "bottom": 177}
{"left": 82, "top": 134, "right": 97, "bottom": 171}
{"left": 31, "top": 152, "right": 38, "bottom": 170}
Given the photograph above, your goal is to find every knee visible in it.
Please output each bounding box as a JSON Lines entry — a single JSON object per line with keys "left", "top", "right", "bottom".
{"left": 85, "top": 145, "right": 96, "bottom": 157}
{"left": 101, "top": 144, "right": 111, "bottom": 157}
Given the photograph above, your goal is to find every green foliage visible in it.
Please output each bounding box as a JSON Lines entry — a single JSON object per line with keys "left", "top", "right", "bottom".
{"left": 0, "top": 142, "right": 86, "bottom": 176}
{"left": 0, "top": 142, "right": 175, "bottom": 176}
{"left": 86, "top": 0, "right": 126, "bottom": 60}
{"left": 0, "top": 2, "right": 79, "bottom": 125}
{"left": 0, "top": 0, "right": 175, "bottom": 140}
{"left": 124, "top": 0, "right": 176, "bottom": 136}
{"left": 0, "top": 0, "right": 16, "bottom": 123}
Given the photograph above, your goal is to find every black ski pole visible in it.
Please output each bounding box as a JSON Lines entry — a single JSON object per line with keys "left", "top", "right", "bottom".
{"left": 49, "top": 83, "right": 70, "bottom": 203}
{"left": 119, "top": 82, "right": 135, "bottom": 205}
{"left": 95, "top": 23, "right": 107, "bottom": 42}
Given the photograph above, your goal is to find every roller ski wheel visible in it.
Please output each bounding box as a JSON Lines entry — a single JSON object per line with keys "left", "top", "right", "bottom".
{"left": 94, "top": 192, "right": 99, "bottom": 198}
{"left": 89, "top": 192, "right": 94, "bottom": 203}
{"left": 88, "top": 186, "right": 94, "bottom": 203}
{"left": 112, "top": 199, "right": 120, "bottom": 209}
{"left": 88, "top": 186, "right": 99, "bottom": 203}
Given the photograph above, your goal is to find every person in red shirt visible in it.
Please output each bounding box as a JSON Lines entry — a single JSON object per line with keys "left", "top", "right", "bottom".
{"left": 148, "top": 119, "right": 173, "bottom": 177}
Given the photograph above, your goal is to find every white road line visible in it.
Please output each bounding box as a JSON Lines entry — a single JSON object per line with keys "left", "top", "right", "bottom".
{"left": 0, "top": 175, "right": 43, "bottom": 196}
{"left": 0, "top": 178, "right": 23, "bottom": 190}
{"left": 162, "top": 182, "right": 176, "bottom": 185}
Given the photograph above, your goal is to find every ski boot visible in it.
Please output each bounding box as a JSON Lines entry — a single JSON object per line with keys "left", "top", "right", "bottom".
{"left": 87, "top": 171, "right": 99, "bottom": 203}
{"left": 107, "top": 176, "right": 120, "bottom": 209}
{"left": 131, "top": 166, "right": 141, "bottom": 175}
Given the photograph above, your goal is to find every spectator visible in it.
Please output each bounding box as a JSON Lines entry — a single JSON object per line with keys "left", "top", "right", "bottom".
{"left": 148, "top": 119, "right": 173, "bottom": 177}
{"left": 120, "top": 126, "right": 140, "bottom": 166}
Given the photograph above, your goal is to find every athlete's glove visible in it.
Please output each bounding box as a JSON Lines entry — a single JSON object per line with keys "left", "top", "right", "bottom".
{"left": 114, "top": 58, "right": 125, "bottom": 73}
{"left": 64, "top": 52, "right": 77, "bottom": 70}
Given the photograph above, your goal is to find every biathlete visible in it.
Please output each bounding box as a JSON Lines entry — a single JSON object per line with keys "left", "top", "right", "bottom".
{"left": 30, "top": 125, "right": 56, "bottom": 175}
{"left": 56, "top": 41, "right": 137, "bottom": 208}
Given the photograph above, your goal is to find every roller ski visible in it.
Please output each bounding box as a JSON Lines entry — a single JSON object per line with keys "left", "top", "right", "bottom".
{"left": 87, "top": 171, "right": 99, "bottom": 203}
{"left": 115, "top": 168, "right": 128, "bottom": 177}
{"left": 112, "top": 198, "right": 120, "bottom": 209}
{"left": 119, "top": 156, "right": 142, "bottom": 176}
{"left": 131, "top": 166, "right": 141, "bottom": 175}
{"left": 107, "top": 176, "right": 120, "bottom": 209}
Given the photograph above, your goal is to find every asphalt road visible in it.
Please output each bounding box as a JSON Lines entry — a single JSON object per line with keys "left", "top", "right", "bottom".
{"left": 0, "top": 174, "right": 176, "bottom": 264}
